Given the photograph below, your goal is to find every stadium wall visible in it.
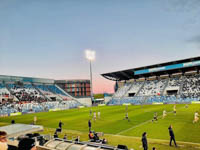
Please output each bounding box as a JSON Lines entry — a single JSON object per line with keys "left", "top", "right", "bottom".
{"left": 76, "top": 98, "right": 92, "bottom": 106}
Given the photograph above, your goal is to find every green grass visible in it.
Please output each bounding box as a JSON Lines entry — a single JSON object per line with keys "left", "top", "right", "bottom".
{"left": 1, "top": 104, "right": 200, "bottom": 150}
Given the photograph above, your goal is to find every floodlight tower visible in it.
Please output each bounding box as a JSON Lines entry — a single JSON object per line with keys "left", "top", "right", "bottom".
{"left": 85, "top": 49, "right": 96, "bottom": 102}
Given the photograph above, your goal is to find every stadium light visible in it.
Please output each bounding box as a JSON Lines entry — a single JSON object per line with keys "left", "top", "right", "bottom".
{"left": 85, "top": 49, "right": 96, "bottom": 61}
{"left": 85, "top": 49, "right": 95, "bottom": 103}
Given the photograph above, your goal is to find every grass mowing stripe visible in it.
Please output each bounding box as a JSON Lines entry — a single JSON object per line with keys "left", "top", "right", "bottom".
{"left": 116, "top": 111, "right": 172, "bottom": 135}
{"left": 116, "top": 106, "right": 185, "bottom": 135}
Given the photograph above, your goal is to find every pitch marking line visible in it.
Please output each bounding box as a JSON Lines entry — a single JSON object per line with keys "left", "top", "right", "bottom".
{"left": 116, "top": 106, "right": 186, "bottom": 135}
{"left": 116, "top": 111, "right": 173, "bottom": 135}
{"left": 116, "top": 119, "right": 153, "bottom": 135}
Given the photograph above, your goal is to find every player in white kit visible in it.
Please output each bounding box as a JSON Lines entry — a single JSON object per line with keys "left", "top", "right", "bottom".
{"left": 163, "top": 110, "right": 167, "bottom": 119}
{"left": 93, "top": 112, "right": 96, "bottom": 121}
{"left": 98, "top": 111, "right": 101, "bottom": 119}
{"left": 193, "top": 111, "right": 199, "bottom": 123}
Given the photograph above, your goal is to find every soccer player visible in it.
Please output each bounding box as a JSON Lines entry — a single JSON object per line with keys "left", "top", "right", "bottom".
{"left": 98, "top": 111, "right": 101, "bottom": 119}
{"left": 123, "top": 112, "right": 130, "bottom": 122}
{"left": 173, "top": 105, "right": 176, "bottom": 115}
{"left": 34, "top": 116, "right": 37, "bottom": 125}
{"left": 93, "top": 112, "right": 96, "bottom": 121}
{"left": 152, "top": 112, "right": 158, "bottom": 122}
{"left": 163, "top": 110, "right": 167, "bottom": 119}
{"left": 193, "top": 111, "right": 199, "bottom": 123}
{"left": 168, "top": 125, "right": 177, "bottom": 147}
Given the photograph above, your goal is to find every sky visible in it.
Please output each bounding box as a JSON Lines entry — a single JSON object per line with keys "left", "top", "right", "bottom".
{"left": 0, "top": 0, "right": 200, "bottom": 93}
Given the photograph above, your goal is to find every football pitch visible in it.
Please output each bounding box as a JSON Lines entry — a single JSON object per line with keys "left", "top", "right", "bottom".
{"left": 1, "top": 104, "right": 200, "bottom": 150}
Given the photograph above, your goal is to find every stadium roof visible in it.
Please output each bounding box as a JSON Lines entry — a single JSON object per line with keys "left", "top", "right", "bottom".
{"left": 101, "top": 56, "right": 200, "bottom": 81}
{"left": 0, "top": 75, "right": 54, "bottom": 84}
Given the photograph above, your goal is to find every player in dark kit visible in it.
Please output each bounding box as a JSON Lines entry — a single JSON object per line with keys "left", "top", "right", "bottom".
{"left": 168, "top": 125, "right": 177, "bottom": 147}
{"left": 88, "top": 119, "right": 92, "bottom": 131}
{"left": 152, "top": 112, "right": 158, "bottom": 122}
{"left": 123, "top": 112, "right": 130, "bottom": 122}
{"left": 141, "top": 132, "right": 148, "bottom": 150}
{"left": 58, "top": 120, "right": 64, "bottom": 132}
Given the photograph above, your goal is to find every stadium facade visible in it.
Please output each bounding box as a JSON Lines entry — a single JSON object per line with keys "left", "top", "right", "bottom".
{"left": 102, "top": 56, "right": 200, "bottom": 105}
{"left": 55, "top": 80, "right": 91, "bottom": 98}
{"left": 0, "top": 75, "right": 76, "bottom": 101}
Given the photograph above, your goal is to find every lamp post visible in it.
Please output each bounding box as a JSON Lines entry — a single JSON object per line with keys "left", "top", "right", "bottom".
{"left": 85, "top": 49, "right": 95, "bottom": 103}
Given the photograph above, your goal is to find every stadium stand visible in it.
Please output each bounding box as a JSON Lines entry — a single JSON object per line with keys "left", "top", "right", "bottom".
{"left": 7, "top": 83, "right": 45, "bottom": 102}
{"left": 167, "top": 76, "right": 182, "bottom": 89}
{"left": 113, "top": 83, "right": 132, "bottom": 98}
{"left": 35, "top": 84, "right": 54, "bottom": 96}
{"left": 138, "top": 79, "right": 167, "bottom": 96}
{"left": 126, "top": 81, "right": 144, "bottom": 97}
{"left": 0, "top": 83, "right": 10, "bottom": 97}
{"left": 102, "top": 56, "right": 200, "bottom": 105}
{"left": 182, "top": 74, "right": 200, "bottom": 98}
{"left": 0, "top": 75, "right": 83, "bottom": 116}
